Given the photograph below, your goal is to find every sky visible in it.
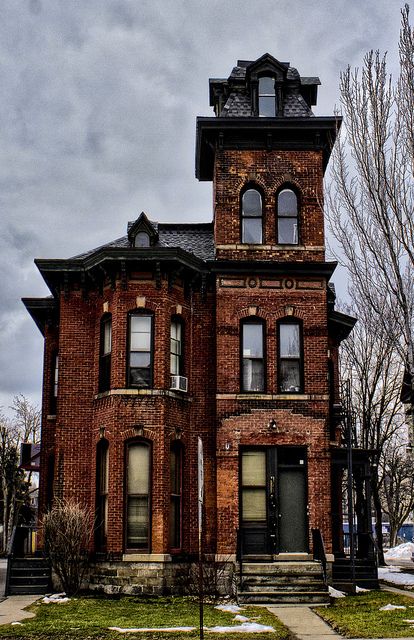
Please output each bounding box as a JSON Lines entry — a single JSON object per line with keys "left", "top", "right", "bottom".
{"left": 0, "top": 0, "right": 406, "bottom": 414}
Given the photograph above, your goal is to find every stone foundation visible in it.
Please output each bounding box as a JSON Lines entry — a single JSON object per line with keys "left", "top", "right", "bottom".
{"left": 87, "top": 559, "right": 235, "bottom": 597}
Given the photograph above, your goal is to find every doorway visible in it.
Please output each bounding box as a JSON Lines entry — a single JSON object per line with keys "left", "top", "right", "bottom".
{"left": 240, "top": 447, "right": 308, "bottom": 556}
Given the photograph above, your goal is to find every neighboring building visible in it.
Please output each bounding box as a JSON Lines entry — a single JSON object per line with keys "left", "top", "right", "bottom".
{"left": 23, "top": 54, "right": 375, "bottom": 598}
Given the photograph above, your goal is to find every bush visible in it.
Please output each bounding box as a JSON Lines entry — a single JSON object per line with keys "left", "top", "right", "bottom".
{"left": 42, "top": 498, "right": 94, "bottom": 595}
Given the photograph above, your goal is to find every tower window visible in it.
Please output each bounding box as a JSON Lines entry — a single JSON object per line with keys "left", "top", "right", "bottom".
{"left": 128, "top": 314, "right": 153, "bottom": 388}
{"left": 241, "top": 320, "right": 265, "bottom": 392}
{"left": 277, "top": 188, "right": 299, "bottom": 244}
{"left": 278, "top": 320, "right": 303, "bottom": 393}
{"left": 241, "top": 188, "right": 263, "bottom": 244}
{"left": 258, "top": 76, "right": 276, "bottom": 117}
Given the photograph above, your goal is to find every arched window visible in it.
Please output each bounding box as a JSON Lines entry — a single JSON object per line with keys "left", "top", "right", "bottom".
{"left": 169, "top": 442, "right": 183, "bottom": 551}
{"left": 99, "top": 314, "right": 112, "bottom": 392}
{"left": 258, "top": 76, "right": 276, "bottom": 117}
{"left": 277, "top": 188, "right": 299, "bottom": 245}
{"left": 126, "top": 441, "right": 151, "bottom": 550}
{"left": 128, "top": 312, "right": 153, "bottom": 388}
{"left": 170, "top": 317, "right": 184, "bottom": 376}
{"left": 241, "top": 188, "right": 263, "bottom": 244}
{"left": 278, "top": 320, "right": 303, "bottom": 393}
{"left": 134, "top": 231, "right": 150, "bottom": 247}
{"left": 95, "top": 439, "right": 109, "bottom": 550}
{"left": 241, "top": 319, "right": 266, "bottom": 392}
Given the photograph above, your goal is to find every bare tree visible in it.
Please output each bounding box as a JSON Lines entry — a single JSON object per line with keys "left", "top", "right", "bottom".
{"left": 0, "top": 396, "right": 40, "bottom": 555}
{"left": 380, "top": 435, "right": 414, "bottom": 547}
{"left": 340, "top": 294, "right": 406, "bottom": 563}
{"left": 327, "top": 5, "right": 414, "bottom": 440}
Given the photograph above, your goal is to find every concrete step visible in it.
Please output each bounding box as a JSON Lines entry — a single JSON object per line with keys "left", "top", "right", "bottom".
{"left": 241, "top": 582, "right": 326, "bottom": 593}
{"left": 242, "top": 574, "right": 325, "bottom": 586}
{"left": 238, "top": 590, "right": 330, "bottom": 604}
{"left": 241, "top": 561, "right": 323, "bottom": 575}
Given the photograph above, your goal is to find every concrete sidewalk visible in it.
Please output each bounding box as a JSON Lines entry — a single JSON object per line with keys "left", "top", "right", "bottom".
{"left": 267, "top": 603, "right": 414, "bottom": 640}
{"left": 0, "top": 595, "right": 39, "bottom": 626}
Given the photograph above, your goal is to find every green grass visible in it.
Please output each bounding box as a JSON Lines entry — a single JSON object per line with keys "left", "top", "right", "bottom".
{"left": 0, "top": 595, "right": 291, "bottom": 640}
{"left": 316, "top": 590, "right": 414, "bottom": 638}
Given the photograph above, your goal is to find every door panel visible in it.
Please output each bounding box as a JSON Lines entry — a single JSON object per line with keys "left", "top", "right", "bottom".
{"left": 240, "top": 447, "right": 308, "bottom": 556}
{"left": 278, "top": 468, "right": 307, "bottom": 552}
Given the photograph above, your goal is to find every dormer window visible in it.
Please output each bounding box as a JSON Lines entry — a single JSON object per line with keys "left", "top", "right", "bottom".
{"left": 258, "top": 76, "right": 276, "bottom": 117}
{"left": 134, "top": 232, "right": 150, "bottom": 248}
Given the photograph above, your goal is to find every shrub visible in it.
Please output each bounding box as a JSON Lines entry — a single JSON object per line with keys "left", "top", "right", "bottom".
{"left": 42, "top": 498, "right": 94, "bottom": 595}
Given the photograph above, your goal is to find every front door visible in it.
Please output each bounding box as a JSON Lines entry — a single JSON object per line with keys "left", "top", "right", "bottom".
{"left": 240, "top": 447, "right": 308, "bottom": 556}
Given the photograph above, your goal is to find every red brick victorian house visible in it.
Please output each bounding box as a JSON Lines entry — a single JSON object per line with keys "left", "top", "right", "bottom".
{"left": 23, "top": 54, "right": 377, "bottom": 600}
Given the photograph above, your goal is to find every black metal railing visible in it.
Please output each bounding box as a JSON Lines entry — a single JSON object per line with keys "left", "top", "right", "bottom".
{"left": 312, "top": 528, "right": 327, "bottom": 585}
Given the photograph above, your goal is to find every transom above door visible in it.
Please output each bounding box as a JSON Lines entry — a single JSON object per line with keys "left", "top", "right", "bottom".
{"left": 240, "top": 446, "right": 308, "bottom": 557}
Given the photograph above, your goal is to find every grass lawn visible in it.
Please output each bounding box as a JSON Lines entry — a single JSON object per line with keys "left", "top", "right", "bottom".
{"left": 0, "top": 595, "right": 292, "bottom": 640}
{"left": 316, "top": 590, "right": 414, "bottom": 638}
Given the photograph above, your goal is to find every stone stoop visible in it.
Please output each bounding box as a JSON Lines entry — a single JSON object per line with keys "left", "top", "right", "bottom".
{"left": 237, "top": 561, "right": 330, "bottom": 604}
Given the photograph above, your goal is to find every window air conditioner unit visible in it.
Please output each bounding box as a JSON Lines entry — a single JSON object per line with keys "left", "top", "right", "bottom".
{"left": 170, "top": 375, "right": 188, "bottom": 392}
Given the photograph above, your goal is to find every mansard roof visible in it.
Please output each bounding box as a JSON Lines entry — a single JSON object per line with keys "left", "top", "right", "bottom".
{"left": 209, "top": 53, "right": 320, "bottom": 118}
{"left": 72, "top": 221, "right": 215, "bottom": 262}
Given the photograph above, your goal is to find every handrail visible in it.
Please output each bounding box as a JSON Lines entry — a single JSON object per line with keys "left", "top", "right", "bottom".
{"left": 236, "top": 528, "right": 243, "bottom": 601}
{"left": 312, "top": 528, "right": 328, "bottom": 586}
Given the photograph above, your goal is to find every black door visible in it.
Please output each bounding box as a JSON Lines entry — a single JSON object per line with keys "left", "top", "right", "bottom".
{"left": 240, "top": 447, "right": 308, "bottom": 556}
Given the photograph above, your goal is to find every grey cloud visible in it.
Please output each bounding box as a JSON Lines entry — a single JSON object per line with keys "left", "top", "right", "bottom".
{"left": 0, "top": 0, "right": 405, "bottom": 411}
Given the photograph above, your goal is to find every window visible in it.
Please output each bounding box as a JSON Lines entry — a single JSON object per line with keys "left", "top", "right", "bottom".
{"left": 95, "top": 439, "right": 109, "bottom": 550}
{"left": 50, "top": 352, "right": 58, "bottom": 414}
{"left": 241, "top": 320, "right": 265, "bottom": 392}
{"left": 128, "top": 314, "right": 153, "bottom": 387}
{"left": 134, "top": 232, "right": 150, "bottom": 247}
{"left": 258, "top": 76, "right": 276, "bottom": 117}
{"left": 241, "top": 188, "right": 263, "bottom": 244}
{"left": 277, "top": 188, "right": 299, "bottom": 244}
{"left": 126, "top": 442, "right": 150, "bottom": 550}
{"left": 278, "top": 321, "right": 302, "bottom": 393}
{"left": 170, "top": 319, "right": 184, "bottom": 375}
{"left": 169, "top": 442, "right": 183, "bottom": 550}
{"left": 99, "top": 315, "right": 112, "bottom": 392}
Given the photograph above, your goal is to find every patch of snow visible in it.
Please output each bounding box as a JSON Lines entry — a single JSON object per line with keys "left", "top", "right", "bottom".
{"left": 234, "top": 615, "right": 250, "bottom": 622}
{"left": 109, "top": 627, "right": 196, "bottom": 633}
{"left": 379, "top": 603, "right": 407, "bottom": 611}
{"left": 356, "top": 586, "right": 370, "bottom": 592}
{"left": 207, "top": 622, "right": 275, "bottom": 633}
{"left": 215, "top": 604, "right": 243, "bottom": 613}
{"left": 403, "top": 619, "right": 414, "bottom": 623}
{"left": 329, "top": 586, "right": 346, "bottom": 598}
{"left": 385, "top": 542, "right": 414, "bottom": 561}
{"left": 378, "top": 566, "right": 414, "bottom": 586}
{"left": 42, "top": 593, "right": 70, "bottom": 604}
{"left": 11, "top": 622, "right": 23, "bottom": 626}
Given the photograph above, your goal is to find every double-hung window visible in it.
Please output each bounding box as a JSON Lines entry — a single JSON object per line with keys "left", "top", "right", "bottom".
{"left": 277, "top": 188, "right": 299, "bottom": 244}
{"left": 258, "top": 76, "right": 276, "bottom": 117}
{"left": 128, "top": 314, "right": 153, "bottom": 387}
{"left": 241, "top": 320, "right": 265, "bottom": 392}
{"left": 99, "top": 315, "right": 112, "bottom": 392}
{"left": 241, "top": 188, "right": 263, "bottom": 244}
{"left": 126, "top": 442, "right": 150, "bottom": 550}
{"left": 170, "top": 319, "right": 184, "bottom": 376}
{"left": 278, "top": 321, "right": 302, "bottom": 393}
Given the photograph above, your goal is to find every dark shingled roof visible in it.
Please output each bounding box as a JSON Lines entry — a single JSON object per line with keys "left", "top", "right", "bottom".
{"left": 212, "top": 56, "right": 320, "bottom": 118}
{"left": 71, "top": 222, "right": 215, "bottom": 262}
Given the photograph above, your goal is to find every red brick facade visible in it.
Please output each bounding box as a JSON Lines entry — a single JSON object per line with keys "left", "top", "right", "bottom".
{"left": 25, "top": 55, "right": 355, "bottom": 589}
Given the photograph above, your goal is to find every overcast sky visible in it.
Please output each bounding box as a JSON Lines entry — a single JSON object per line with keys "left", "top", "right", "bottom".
{"left": 0, "top": 0, "right": 406, "bottom": 414}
